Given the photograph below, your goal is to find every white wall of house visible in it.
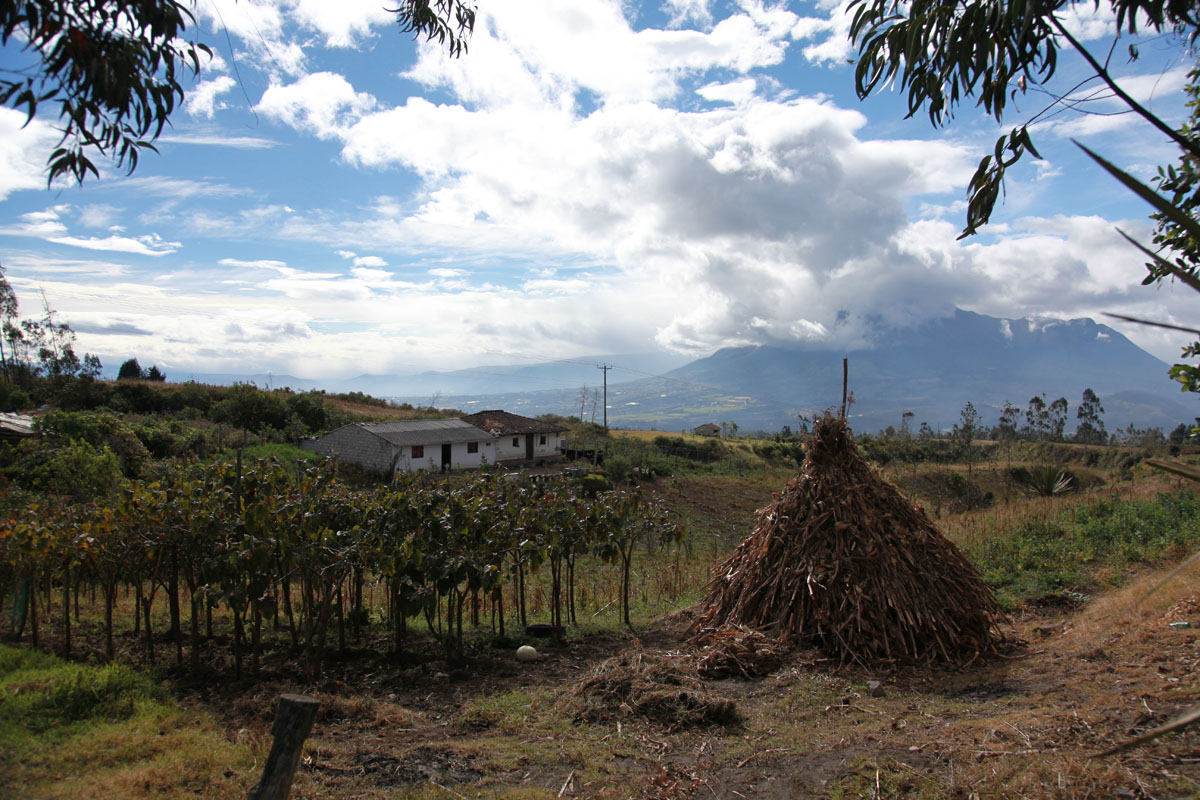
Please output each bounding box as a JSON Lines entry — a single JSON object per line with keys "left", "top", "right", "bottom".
{"left": 493, "top": 432, "right": 565, "bottom": 463}
{"left": 394, "top": 439, "right": 494, "bottom": 473}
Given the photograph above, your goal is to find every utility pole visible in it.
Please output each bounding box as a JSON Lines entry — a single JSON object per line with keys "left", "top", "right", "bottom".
{"left": 597, "top": 364, "right": 610, "bottom": 431}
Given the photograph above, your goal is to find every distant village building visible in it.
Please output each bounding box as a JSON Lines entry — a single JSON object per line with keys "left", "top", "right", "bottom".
{"left": 301, "top": 419, "right": 495, "bottom": 474}
{"left": 459, "top": 410, "right": 567, "bottom": 465}
{"left": 693, "top": 423, "right": 721, "bottom": 437}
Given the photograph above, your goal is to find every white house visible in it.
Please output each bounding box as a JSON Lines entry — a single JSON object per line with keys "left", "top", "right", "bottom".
{"left": 301, "top": 418, "right": 496, "bottom": 474}
{"left": 459, "top": 410, "right": 567, "bottom": 465}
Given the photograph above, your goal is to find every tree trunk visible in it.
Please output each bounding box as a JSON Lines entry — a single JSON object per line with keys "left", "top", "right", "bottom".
{"left": 282, "top": 575, "right": 298, "bottom": 649}
{"left": 60, "top": 564, "right": 70, "bottom": 659}
{"left": 103, "top": 582, "right": 115, "bottom": 660}
{"left": 189, "top": 592, "right": 201, "bottom": 673}
{"left": 168, "top": 546, "right": 182, "bottom": 666}
{"left": 143, "top": 593, "right": 155, "bottom": 661}
{"left": 232, "top": 604, "right": 244, "bottom": 679}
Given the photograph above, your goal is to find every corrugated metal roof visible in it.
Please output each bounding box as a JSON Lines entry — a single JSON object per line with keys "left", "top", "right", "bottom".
{"left": 0, "top": 413, "right": 35, "bottom": 438}
{"left": 360, "top": 418, "right": 494, "bottom": 446}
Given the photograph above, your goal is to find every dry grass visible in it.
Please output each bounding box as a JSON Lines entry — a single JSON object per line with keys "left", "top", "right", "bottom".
{"left": 939, "top": 471, "right": 1179, "bottom": 553}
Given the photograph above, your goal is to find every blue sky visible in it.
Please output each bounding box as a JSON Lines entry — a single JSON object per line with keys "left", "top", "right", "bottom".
{"left": 0, "top": 0, "right": 1196, "bottom": 384}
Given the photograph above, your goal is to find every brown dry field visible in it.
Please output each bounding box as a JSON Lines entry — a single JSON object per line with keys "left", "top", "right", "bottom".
{"left": 184, "top": 561, "right": 1200, "bottom": 800}
{"left": 9, "top": 470, "right": 1200, "bottom": 799}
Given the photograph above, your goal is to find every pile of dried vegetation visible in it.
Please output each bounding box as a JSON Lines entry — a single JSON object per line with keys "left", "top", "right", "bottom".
{"left": 693, "top": 624, "right": 784, "bottom": 678}
{"left": 556, "top": 651, "right": 739, "bottom": 729}
{"left": 691, "top": 412, "right": 1001, "bottom": 666}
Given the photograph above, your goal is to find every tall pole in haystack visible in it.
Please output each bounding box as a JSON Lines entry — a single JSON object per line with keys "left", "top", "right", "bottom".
{"left": 840, "top": 358, "right": 848, "bottom": 420}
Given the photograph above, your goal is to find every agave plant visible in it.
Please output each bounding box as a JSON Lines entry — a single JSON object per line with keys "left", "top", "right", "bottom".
{"left": 1013, "top": 465, "right": 1074, "bottom": 497}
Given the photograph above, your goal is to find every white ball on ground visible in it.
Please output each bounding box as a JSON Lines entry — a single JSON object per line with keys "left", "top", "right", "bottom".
{"left": 516, "top": 645, "right": 538, "bottom": 662}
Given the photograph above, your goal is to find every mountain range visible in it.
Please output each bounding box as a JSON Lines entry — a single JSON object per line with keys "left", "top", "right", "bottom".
{"left": 173, "top": 310, "right": 1199, "bottom": 435}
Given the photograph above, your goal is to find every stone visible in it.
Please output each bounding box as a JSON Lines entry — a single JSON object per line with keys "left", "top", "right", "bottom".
{"left": 516, "top": 645, "right": 539, "bottom": 662}
{"left": 866, "top": 680, "right": 886, "bottom": 698}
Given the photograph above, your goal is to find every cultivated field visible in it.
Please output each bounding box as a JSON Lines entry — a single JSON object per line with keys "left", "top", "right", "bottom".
{"left": 3, "top": 440, "right": 1200, "bottom": 799}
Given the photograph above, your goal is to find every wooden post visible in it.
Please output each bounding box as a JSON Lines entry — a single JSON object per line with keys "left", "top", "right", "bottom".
{"left": 840, "top": 357, "right": 849, "bottom": 419}
{"left": 247, "top": 694, "right": 320, "bottom": 800}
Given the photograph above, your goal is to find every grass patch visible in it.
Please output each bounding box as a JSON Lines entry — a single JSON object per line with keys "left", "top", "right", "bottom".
{"left": 824, "top": 757, "right": 945, "bottom": 799}
{"left": 969, "top": 490, "right": 1200, "bottom": 604}
{"left": 240, "top": 441, "right": 321, "bottom": 462}
{"left": 0, "top": 644, "right": 254, "bottom": 799}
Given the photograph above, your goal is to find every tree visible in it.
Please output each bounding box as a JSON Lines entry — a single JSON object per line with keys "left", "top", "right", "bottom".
{"left": 145, "top": 364, "right": 165, "bottom": 382}
{"left": 1075, "top": 388, "right": 1107, "bottom": 443}
{"left": 2, "top": 0, "right": 476, "bottom": 183}
{"left": 1024, "top": 395, "right": 1049, "bottom": 441}
{"left": 117, "top": 358, "right": 143, "bottom": 381}
{"left": 0, "top": 265, "right": 17, "bottom": 378}
{"left": 211, "top": 383, "right": 292, "bottom": 434}
{"left": 952, "top": 402, "right": 979, "bottom": 449}
{"left": 993, "top": 401, "right": 1021, "bottom": 442}
{"left": 1047, "top": 396, "right": 1069, "bottom": 441}
{"left": 952, "top": 401, "right": 981, "bottom": 500}
{"left": 849, "top": 0, "right": 1200, "bottom": 238}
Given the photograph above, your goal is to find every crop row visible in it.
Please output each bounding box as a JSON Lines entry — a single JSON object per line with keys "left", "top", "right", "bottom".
{"left": 0, "top": 458, "right": 683, "bottom": 678}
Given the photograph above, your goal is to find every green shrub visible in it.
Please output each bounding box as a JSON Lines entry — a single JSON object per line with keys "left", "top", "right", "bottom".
{"left": 970, "top": 491, "right": 1200, "bottom": 602}
{"left": 577, "top": 473, "right": 612, "bottom": 496}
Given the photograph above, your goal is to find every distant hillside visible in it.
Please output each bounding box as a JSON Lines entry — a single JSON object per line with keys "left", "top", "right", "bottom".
{"left": 411, "top": 310, "right": 1198, "bottom": 434}
{"left": 167, "top": 352, "right": 690, "bottom": 398}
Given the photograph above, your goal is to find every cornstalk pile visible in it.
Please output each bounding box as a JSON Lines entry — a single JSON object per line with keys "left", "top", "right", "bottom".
{"left": 690, "top": 412, "right": 1000, "bottom": 665}
{"left": 694, "top": 624, "right": 782, "bottom": 678}
{"left": 556, "top": 651, "right": 739, "bottom": 728}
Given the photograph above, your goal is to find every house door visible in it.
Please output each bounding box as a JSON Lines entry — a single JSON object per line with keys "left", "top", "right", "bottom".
{"left": 441, "top": 443, "right": 452, "bottom": 471}
{"left": 525, "top": 434, "right": 534, "bottom": 460}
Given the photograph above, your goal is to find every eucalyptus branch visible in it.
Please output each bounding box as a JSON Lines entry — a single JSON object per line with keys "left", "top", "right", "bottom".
{"left": 1050, "top": 15, "right": 1200, "bottom": 160}
{"left": 1104, "top": 312, "right": 1200, "bottom": 337}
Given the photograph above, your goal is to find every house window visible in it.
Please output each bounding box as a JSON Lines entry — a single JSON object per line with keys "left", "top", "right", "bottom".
{"left": 539, "top": 435, "right": 547, "bottom": 445}
{"left": 411, "top": 445, "right": 424, "bottom": 459}
{"left": 467, "top": 441, "right": 479, "bottom": 454}
{"left": 513, "top": 437, "right": 519, "bottom": 447}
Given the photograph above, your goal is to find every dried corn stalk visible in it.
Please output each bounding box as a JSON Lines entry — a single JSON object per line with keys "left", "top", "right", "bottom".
{"left": 690, "top": 412, "right": 1000, "bottom": 666}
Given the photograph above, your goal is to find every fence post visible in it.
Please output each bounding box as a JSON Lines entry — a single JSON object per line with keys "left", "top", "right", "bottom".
{"left": 248, "top": 693, "right": 320, "bottom": 800}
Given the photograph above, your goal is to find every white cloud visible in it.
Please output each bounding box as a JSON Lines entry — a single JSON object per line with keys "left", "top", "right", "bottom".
{"left": 195, "top": 0, "right": 306, "bottom": 77}
{"left": 47, "top": 233, "right": 181, "bottom": 257}
{"left": 792, "top": 0, "right": 855, "bottom": 65}
{"left": 1041, "top": 65, "right": 1191, "bottom": 139}
{"left": 663, "top": 0, "right": 713, "bottom": 28}
{"left": 352, "top": 255, "right": 388, "bottom": 267}
{"left": 0, "top": 108, "right": 58, "bottom": 200}
{"left": 292, "top": 0, "right": 393, "bottom": 47}
{"left": 697, "top": 78, "right": 757, "bottom": 105}
{"left": 118, "top": 176, "right": 253, "bottom": 198}
{"left": 186, "top": 76, "right": 238, "bottom": 117}
{"left": 158, "top": 133, "right": 278, "bottom": 149}
{"left": 0, "top": 206, "right": 179, "bottom": 255}
{"left": 402, "top": 0, "right": 796, "bottom": 109}
{"left": 220, "top": 257, "right": 290, "bottom": 270}
{"left": 257, "top": 72, "right": 378, "bottom": 139}
{"left": 78, "top": 205, "right": 124, "bottom": 229}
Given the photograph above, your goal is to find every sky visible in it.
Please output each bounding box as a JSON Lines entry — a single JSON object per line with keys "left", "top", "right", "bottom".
{"left": 0, "top": 0, "right": 1197, "bottom": 387}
